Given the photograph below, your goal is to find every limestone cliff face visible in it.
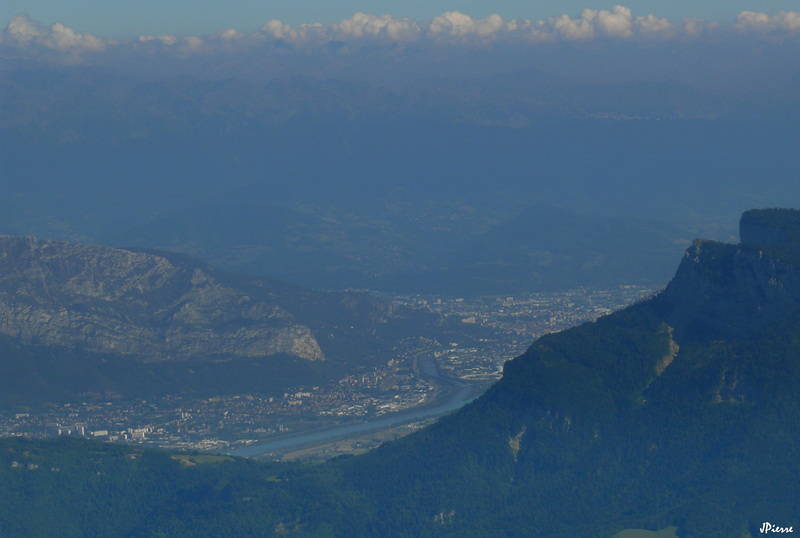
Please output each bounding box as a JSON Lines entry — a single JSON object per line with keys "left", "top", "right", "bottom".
{"left": 656, "top": 209, "right": 800, "bottom": 341}
{"left": 0, "top": 236, "right": 324, "bottom": 361}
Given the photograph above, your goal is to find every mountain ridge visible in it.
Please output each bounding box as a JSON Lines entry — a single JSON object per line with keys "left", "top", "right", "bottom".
{"left": 0, "top": 235, "right": 439, "bottom": 404}
{"left": 655, "top": 208, "right": 800, "bottom": 342}
{"left": 0, "top": 235, "right": 324, "bottom": 362}
{"left": 325, "top": 208, "right": 800, "bottom": 536}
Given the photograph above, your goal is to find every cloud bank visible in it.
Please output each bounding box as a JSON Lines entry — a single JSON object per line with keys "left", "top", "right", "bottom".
{"left": 233, "top": 7, "right": 795, "bottom": 48}
{"left": 2, "top": 7, "right": 800, "bottom": 60}
{"left": 735, "top": 10, "right": 800, "bottom": 33}
{"left": 1, "top": 13, "right": 111, "bottom": 55}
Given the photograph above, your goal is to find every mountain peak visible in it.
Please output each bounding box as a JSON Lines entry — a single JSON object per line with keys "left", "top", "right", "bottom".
{"left": 740, "top": 207, "right": 800, "bottom": 247}
{"left": 654, "top": 209, "right": 800, "bottom": 342}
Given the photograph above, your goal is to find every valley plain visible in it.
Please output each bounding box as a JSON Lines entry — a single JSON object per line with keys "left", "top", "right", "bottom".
{"left": 0, "top": 275, "right": 651, "bottom": 456}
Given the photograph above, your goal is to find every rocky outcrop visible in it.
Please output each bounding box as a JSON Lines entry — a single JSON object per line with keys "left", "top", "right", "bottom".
{"left": 655, "top": 209, "right": 800, "bottom": 341}
{"left": 739, "top": 207, "right": 800, "bottom": 246}
{"left": 0, "top": 236, "right": 324, "bottom": 361}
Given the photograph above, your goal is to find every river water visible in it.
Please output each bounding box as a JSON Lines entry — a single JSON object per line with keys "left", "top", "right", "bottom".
{"left": 228, "top": 359, "right": 482, "bottom": 458}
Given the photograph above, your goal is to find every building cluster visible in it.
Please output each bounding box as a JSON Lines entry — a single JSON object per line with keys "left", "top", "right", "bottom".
{"left": 0, "top": 286, "right": 653, "bottom": 454}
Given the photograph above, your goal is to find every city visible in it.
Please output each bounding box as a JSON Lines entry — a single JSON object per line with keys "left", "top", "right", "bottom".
{"left": 0, "top": 285, "right": 654, "bottom": 458}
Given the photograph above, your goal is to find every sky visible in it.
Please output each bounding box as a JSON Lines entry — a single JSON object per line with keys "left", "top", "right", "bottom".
{"left": 3, "top": 0, "right": 800, "bottom": 39}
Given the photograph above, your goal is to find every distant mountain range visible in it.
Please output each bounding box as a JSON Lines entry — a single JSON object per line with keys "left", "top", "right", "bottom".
{"left": 3, "top": 65, "right": 799, "bottom": 299}
{"left": 0, "top": 236, "right": 440, "bottom": 405}
{"left": 113, "top": 203, "right": 691, "bottom": 293}
{"left": 2, "top": 209, "right": 798, "bottom": 536}
{"left": 0, "top": 68, "right": 762, "bottom": 139}
{"left": 395, "top": 205, "right": 690, "bottom": 293}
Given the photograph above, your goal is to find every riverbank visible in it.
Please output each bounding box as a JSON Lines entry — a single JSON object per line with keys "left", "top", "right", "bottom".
{"left": 227, "top": 376, "right": 485, "bottom": 459}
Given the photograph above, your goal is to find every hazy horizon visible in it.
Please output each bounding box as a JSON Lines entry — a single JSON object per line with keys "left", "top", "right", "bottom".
{"left": 3, "top": 2, "right": 799, "bottom": 39}
{"left": 2, "top": 5, "right": 799, "bottom": 294}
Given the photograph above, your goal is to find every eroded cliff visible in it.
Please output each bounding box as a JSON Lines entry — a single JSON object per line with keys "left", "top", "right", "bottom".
{"left": 0, "top": 236, "right": 323, "bottom": 361}
{"left": 655, "top": 208, "right": 800, "bottom": 341}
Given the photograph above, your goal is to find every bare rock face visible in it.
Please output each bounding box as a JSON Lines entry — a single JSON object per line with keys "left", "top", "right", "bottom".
{"left": 656, "top": 209, "right": 800, "bottom": 342}
{"left": 0, "top": 236, "right": 324, "bottom": 361}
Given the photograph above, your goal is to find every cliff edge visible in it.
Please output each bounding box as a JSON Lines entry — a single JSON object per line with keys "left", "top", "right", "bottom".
{"left": 656, "top": 208, "right": 800, "bottom": 341}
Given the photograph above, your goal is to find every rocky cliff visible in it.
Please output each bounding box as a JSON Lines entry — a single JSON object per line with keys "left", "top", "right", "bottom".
{"left": 0, "top": 236, "right": 326, "bottom": 361}
{"left": 739, "top": 207, "right": 800, "bottom": 246}
{"left": 655, "top": 208, "right": 800, "bottom": 341}
{"left": 315, "top": 208, "right": 800, "bottom": 536}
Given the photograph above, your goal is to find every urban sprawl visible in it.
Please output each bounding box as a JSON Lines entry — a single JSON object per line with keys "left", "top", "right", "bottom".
{"left": 1, "top": 286, "right": 653, "bottom": 456}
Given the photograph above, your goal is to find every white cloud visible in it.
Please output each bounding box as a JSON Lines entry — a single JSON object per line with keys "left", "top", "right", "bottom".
{"left": 182, "top": 36, "right": 204, "bottom": 53}
{"left": 218, "top": 29, "right": 244, "bottom": 41}
{"left": 736, "top": 10, "right": 800, "bottom": 34}
{"left": 633, "top": 14, "right": 673, "bottom": 36}
{"left": 258, "top": 20, "right": 330, "bottom": 45}
{"left": 249, "top": 8, "right": 692, "bottom": 48}
{"left": 548, "top": 11, "right": 596, "bottom": 40}
{"left": 737, "top": 11, "right": 775, "bottom": 33}
{"left": 261, "top": 19, "right": 291, "bottom": 41}
{"left": 512, "top": 6, "right": 671, "bottom": 42}
{"left": 595, "top": 6, "right": 634, "bottom": 38}
{"left": 3, "top": 8, "right": 800, "bottom": 63}
{"left": 135, "top": 33, "right": 207, "bottom": 57}
{"left": 139, "top": 34, "right": 179, "bottom": 46}
{"left": 779, "top": 11, "right": 800, "bottom": 32}
{"left": 682, "top": 18, "right": 710, "bottom": 37}
{"left": 331, "top": 13, "right": 420, "bottom": 42}
{"left": 249, "top": 8, "right": 682, "bottom": 47}
{"left": 428, "top": 11, "right": 511, "bottom": 40}
{"left": 3, "top": 13, "right": 45, "bottom": 46}
{"left": 2, "top": 13, "right": 110, "bottom": 53}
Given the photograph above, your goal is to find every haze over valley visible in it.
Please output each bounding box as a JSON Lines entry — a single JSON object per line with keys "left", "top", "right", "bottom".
{"left": 1, "top": 5, "right": 799, "bottom": 536}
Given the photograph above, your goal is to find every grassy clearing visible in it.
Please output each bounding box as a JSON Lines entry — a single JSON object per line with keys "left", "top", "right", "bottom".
{"left": 614, "top": 527, "right": 679, "bottom": 538}
{"left": 172, "top": 454, "right": 236, "bottom": 466}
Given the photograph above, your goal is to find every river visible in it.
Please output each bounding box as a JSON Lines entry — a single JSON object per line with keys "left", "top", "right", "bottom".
{"left": 228, "top": 358, "right": 482, "bottom": 458}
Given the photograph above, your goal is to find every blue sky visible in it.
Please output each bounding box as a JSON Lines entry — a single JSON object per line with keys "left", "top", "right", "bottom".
{"left": 3, "top": 0, "right": 800, "bottom": 38}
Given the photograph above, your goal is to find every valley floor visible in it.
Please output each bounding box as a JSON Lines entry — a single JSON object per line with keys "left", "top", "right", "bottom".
{"left": 1, "top": 286, "right": 653, "bottom": 458}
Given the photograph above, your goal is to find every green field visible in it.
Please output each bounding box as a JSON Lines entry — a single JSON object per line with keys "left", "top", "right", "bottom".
{"left": 171, "top": 454, "right": 236, "bottom": 466}
{"left": 614, "top": 527, "right": 679, "bottom": 538}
